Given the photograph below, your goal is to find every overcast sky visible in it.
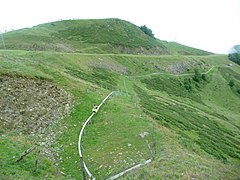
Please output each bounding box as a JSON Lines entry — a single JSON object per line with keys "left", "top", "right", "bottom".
{"left": 0, "top": 0, "right": 239, "bottom": 54}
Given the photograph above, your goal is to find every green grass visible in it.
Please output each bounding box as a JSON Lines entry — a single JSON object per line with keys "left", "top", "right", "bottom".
{"left": 0, "top": 18, "right": 212, "bottom": 55}
{"left": 0, "top": 134, "right": 57, "bottom": 179}
{"left": 65, "top": 66, "right": 119, "bottom": 90}
{"left": 132, "top": 59, "right": 240, "bottom": 162}
{"left": 0, "top": 50, "right": 239, "bottom": 179}
{"left": 82, "top": 95, "right": 152, "bottom": 178}
{"left": 0, "top": 50, "right": 154, "bottom": 179}
{"left": 134, "top": 85, "right": 240, "bottom": 162}
{"left": 162, "top": 40, "right": 212, "bottom": 55}
{"left": 141, "top": 74, "right": 207, "bottom": 103}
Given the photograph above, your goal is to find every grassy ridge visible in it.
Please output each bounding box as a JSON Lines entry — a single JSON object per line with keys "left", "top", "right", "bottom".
{"left": 162, "top": 41, "right": 213, "bottom": 55}
{"left": 1, "top": 19, "right": 212, "bottom": 55}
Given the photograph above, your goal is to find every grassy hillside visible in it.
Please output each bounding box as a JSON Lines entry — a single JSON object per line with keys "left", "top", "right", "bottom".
{"left": 0, "top": 18, "right": 212, "bottom": 55}
{"left": 162, "top": 41, "right": 214, "bottom": 55}
{"left": 0, "top": 49, "right": 239, "bottom": 179}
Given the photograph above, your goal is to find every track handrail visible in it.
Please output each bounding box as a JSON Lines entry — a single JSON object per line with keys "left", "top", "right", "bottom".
{"left": 107, "top": 159, "right": 152, "bottom": 180}
{"left": 78, "top": 91, "right": 115, "bottom": 179}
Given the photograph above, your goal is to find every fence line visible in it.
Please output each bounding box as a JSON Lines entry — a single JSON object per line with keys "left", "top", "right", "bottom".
{"left": 78, "top": 91, "right": 115, "bottom": 179}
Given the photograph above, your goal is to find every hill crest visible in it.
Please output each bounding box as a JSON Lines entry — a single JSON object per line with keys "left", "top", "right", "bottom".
{"left": 1, "top": 18, "right": 212, "bottom": 55}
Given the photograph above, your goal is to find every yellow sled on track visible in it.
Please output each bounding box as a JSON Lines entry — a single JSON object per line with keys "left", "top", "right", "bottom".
{"left": 92, "top": 104, "right": 98, "bottom": 113}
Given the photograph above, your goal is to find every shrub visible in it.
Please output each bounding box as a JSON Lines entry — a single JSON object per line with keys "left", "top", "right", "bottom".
{"left": 184, "top": 79, "right": 192, "bottom": 91}
{"left": 193, "top": 68, "right": 201, "bottom": 82}
{"left": 201, "top": 74, "right": 207, "bottom": 81}
{"left": 229, "top": 79, "right": 235, "bottom": 87}
{"left": 140, "top": 25, "right": 155, "bottom": 38}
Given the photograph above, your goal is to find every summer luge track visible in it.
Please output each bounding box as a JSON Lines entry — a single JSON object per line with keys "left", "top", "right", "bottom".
{"left": 78, "top": 91, "right": 115, "bottom": 180}
{"left": 77, "top": 91, "right": 152, "bottom": 180}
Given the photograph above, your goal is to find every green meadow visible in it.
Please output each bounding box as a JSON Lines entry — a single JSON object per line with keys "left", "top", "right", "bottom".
{"left": 0, "top": 19, "right": 239, "bottom": 179}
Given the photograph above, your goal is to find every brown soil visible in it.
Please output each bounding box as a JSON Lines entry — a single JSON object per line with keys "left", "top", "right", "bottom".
{"left": 0, "top": 75, "right": 72, "bottom": 135}
{"left": 164, "top": 61, "right": 194, "bottom": 74}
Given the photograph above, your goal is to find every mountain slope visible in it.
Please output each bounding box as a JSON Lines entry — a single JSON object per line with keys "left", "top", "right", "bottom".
{"left": 1, "top": 18, "right": 212, "bottom": 55}
{"left": 1, "top": 17, "right": 239, "bottom": 180}
{"left": 0, "top": 50, "right": 239, "bottom": 179}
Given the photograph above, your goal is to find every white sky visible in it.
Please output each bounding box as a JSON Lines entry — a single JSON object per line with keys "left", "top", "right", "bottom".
{"left": 0, "top": 0, "right": 240, "bottom": 54}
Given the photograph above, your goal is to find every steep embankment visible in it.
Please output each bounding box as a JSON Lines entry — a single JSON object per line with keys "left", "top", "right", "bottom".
{"left": 0, "top": 18, "right": 212, "bottom": 55}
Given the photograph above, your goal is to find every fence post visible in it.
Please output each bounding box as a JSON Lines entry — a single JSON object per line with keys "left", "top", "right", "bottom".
{"left": 81, "top": 145, "right": 84, "bottom": 152}
{"left": 80, "top": 157, "right": 86, "bottom": 180}
{"left": 146, "top": 140, "right": 154, "bottom": 160}
{"left": 152, "top": 127, "right": 157, "bottom": 156}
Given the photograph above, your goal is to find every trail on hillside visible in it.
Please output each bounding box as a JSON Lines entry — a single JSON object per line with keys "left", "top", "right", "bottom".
{"left": 127, "top": 65, "right": 215, "bottom": 78}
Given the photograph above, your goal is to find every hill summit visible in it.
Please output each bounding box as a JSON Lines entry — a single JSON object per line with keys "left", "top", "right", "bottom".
{"left": 1, "top": 18, "right": 212, "bottom": 55}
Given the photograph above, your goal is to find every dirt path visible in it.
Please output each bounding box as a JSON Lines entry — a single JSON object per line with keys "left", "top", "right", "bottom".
{"left": 127, "top": 66, "right": 215, "bottom": 78}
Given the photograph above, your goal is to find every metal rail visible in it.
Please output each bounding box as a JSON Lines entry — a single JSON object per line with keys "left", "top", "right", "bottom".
{"left": 107, "top": 159, "right": 152, "bottom": 180}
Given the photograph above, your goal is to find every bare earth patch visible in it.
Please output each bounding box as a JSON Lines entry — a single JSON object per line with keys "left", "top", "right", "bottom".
{"left": 88, "top": 57, "right": 127, "bottom": 74}
{"left": 164, "top": 61, "right": 194, "bottom": 74}
{"left": 0, "top": 75, "right": 72, "bottom": 135}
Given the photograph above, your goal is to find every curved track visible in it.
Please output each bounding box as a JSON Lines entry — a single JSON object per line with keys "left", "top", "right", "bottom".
{"left": 78, "top": 91, "right": 115, "bottom": 180}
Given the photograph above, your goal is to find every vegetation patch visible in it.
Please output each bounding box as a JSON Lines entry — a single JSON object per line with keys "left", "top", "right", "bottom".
{"left": 134, "top": 86, "right": 240, "bottom": 162}
{"left": 65, "top": 67, "right": 119, "bottom": 90}
{"left": 141, "top": 74, "right": 208, "bottom": 104}
{"left": 219, "top": 67, "right": 240, "bottom": 97}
